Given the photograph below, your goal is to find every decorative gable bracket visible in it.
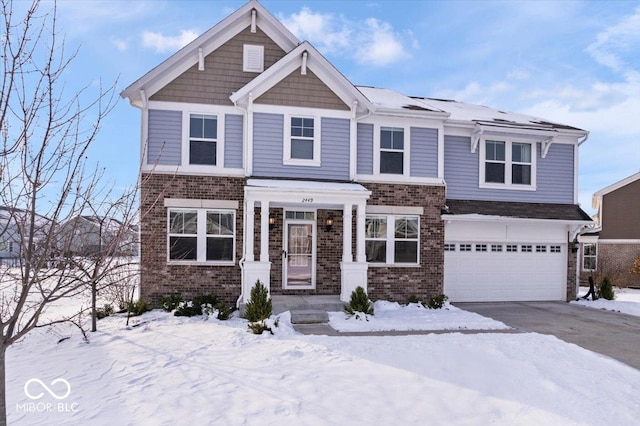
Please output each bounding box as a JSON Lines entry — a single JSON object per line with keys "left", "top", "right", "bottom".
{"left": 471, "top": 125, "right": 482, "bottom": 153}
{"left": 540, "top": 137, "right": 554, "bottom": 158}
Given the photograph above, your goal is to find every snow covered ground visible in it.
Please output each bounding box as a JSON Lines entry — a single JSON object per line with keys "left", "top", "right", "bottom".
{"left": 573, "top": 287, "right": 640, "bottom": 317}
{"left": 7, "top": 302, "right": 640, "bottom": 426}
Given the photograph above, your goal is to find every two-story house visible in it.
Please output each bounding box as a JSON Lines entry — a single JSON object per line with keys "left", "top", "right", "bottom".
{"left": 579, "top": 172, "right": 640, "bottom": 287}
{"left": 121, "top": 0, "right": 591, "bottom": 307}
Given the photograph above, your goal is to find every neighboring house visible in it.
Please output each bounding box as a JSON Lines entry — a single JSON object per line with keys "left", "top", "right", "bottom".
{"left": 121, "top": 0, "right": 591, "bottom": 306}
{"left": 579, "top": 172, "right": 640, "bottom": 287}
{"left": 57, "top": 216, "right": 139, "bottom": 257}
{"left": 0, "top": 206, "right": 50, "bottom": 266}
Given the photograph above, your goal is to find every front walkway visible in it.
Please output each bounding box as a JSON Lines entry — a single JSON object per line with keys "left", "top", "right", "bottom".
{"left": 456, "top": 301, "right": 640, "bottom": 370}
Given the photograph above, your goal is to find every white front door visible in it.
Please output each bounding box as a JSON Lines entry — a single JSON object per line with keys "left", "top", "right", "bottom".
{"left": 283, "top": 218, "right": 316, "bottom": 289}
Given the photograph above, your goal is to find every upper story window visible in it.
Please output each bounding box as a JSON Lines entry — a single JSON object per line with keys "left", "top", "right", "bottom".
{"left": 168, "top": 208, "right": 235, "bottom": 264}
{"left": 284, "top": 116, "right": 320, "bottom": 166}
{"left": 189, "top": 114, "right": 217, "bottom": 165}
{"left": 365, "top": 215, "right": 419, "bottom": 265}
{"left": 380, "top": 127, "right": 404, "bottom": 174}
{"left": 480, "top": 138, "right": 536, "bottom": 190}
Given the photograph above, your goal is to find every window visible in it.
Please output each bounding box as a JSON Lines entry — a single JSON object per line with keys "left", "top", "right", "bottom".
{"left": 521, "top": 245, "right": 532, "bottom": 253}
{"left": 168, "top": 208, "right": 235, "bottom": 263}
{"left": 0, "top": 241, "right": 13, "bottom": 252}
{"left": 491, "top": 244, "right": 503, "bottom": 252}
{"left": 284, "top": 116, "right": 319, "bottom": 165}
{"left": 189, "top": 114, "right": 217, "bottom": 165}
{"left": 285, "top": 211, "right": 315, "bottom": 220}
{"left": 475, "top": 244, "right": 487, "bottom": 252}
{"left": 583, "top": 243, "right": 597, "bottom": 270}
{"left": 459, "top": 244, "right": 472, "bottom": 252}
{"left": 506, "top": 244, "right": 518, "bottom": 252}
{"left": 380, "top": 127, "right": 404, "bottom": 174}
{"left": 550, "top": 245, "right": 561, "bottom": 253}
{"left": 536, "top": 245, "right": 547, "bottom": 253}
{"left": 365, "top": 215, "right": 419, "bottom": 265}
{"left": 444, "top": 244, "right": 456, "bottom": 252}
{"left": 480, "top": 139, "right": 535, "bottom": 189}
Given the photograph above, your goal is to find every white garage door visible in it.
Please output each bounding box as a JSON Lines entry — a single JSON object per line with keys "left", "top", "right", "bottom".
{"left": 444, "top": 242, "right": 567, "bottom": 302}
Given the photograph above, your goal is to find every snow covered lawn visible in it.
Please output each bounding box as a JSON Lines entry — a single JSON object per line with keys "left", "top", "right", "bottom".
{"left": 573, "top": 287, "right": 640, "bottom": 317}
{"left": 329, "top": 300, "right": 509, "bottom": 332}
{"left": 7, "top": 310, "right": 640, "bottom": 426}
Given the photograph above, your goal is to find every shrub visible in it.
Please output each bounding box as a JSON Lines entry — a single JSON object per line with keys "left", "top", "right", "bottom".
{"left": 248, "top": 321, "right": 273, "bottom": 335}
{"left": 173, "top": 295, "right": 220, "bottom": 317}
{"left": 598, "top": 277, "right": 615, "bottom": 300}
{"left": 244, "top": 280, "right": 272, "bottom": 323}
{"left": 127, "top": 300, "right": 150, "bottom": 316}
{"left": 426, "top": 294, "right": 448, "bottom": 309}
{"left": 216, "top": 301, "right": 233, "bottom": 320}
{"left": 344, "top": 286, "right": 374, "bottom": 316}
{"left": 161, "top": 294, "right": 183, "bottom": 312}
{"left": 406, "top": 295, "right": 422, "bottom": 304}
{"left": 96, "top": 304, "right": 114, "bottom": 319}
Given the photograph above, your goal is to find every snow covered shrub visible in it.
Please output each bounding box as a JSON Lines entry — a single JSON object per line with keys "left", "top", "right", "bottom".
{"left": 173, "top": 295, "right": 220, "bottom": 318}
{"left": 96, "top": 304, "right": 114, "bottom": 319}
{"left": 127, "top": 300, "right": 150, "bottom": 316}
{"left": 215, "top": 301, "right": 233, "bottom": 320}
{"left": 161, "top": 294, "right": 183, "bottom": 312}
{"left": 426, "top": 294, "right": 448, "bottom": 309}
{"left": 598, "top": 277, "right": 615, "bottom": 300}
{"left": 406, "top": 295, "right": 423, "bottom": 304}
{"left": 344, "top": 286, "right": 374, "bottom": 317}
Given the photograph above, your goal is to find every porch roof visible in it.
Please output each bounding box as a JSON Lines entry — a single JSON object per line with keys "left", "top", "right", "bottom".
{"left": 246, "top": 179, "right": 369, "bottom": 193}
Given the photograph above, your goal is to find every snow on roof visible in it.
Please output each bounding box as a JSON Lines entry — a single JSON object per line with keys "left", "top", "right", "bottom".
{"left": 357, "top": 86, "right": 585, "bottom": 132}
{"left": 246, "top": 179, "right": 369, "bottom": 193}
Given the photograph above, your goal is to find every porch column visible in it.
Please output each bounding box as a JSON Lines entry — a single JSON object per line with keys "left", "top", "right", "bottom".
{"left": 245, "top": 200, "right": 255, "bottom": 261}
{"left": 260, "top": 200, "right": 270, "bottom": 262}
{"left": 356, "top": 201, "right": 366, "bottom": 263}
{"left": 342, "top": 203, "right": 353, "bottom": 263}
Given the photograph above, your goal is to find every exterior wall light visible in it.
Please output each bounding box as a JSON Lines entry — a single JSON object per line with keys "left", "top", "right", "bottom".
{"left": 325, "top": 217, "right": 333, "bottom": 232}
{"left": 269, "top": 215, "right": 276, "bottom": 230}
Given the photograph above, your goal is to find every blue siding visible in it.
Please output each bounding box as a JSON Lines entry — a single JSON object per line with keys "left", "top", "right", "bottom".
{"left": 148, "top": 109, "right": 181, "bottom": 165}
{"left": 444, "top": 135, "right": 574, "bottom": 203}
{"left": 410, "top": 127, "right": 438, "bottom": 177}
{"left": 357, "top": 123, "right": 373, "bottom": 174}
{"left": 224, "top": 114, "right": 243, "bottom": 169}
{"left": 252, "top": 113, "right": 350, "bottom": 180}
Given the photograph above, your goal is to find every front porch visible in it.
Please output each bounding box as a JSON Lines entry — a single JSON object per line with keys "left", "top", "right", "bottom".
{"left": 240, "top": 179, "right": 372, "bottom": 304}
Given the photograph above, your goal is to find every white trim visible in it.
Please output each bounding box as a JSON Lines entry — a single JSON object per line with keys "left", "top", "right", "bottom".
{"left": 594, "top": 171, "right": 640, "bottom": 197}
{"left": 148, "top": 101, "right": 241, "bottom": 114}
{"left": 356, "top": 174, "right": 445, "bottom": 186}
{"left": 140, "top": 165, "right": 245, "bottom": 176}
{"left": 573, "top": 142, "right": 579, "bottom": 204}
{"left": 596, "top": 239, "right": 640, "bottom": 244}
{"left": 365, "top": 213, "right": 420, "bottom": 267}
{"left": 185, "top": 112, "right": 223, "bottom": 167}
{"left": 478, "top": 137, "right": 537, "bottom": 191}
{"left": 164, "top": 199, "right": 239, "bottom": 209}
{"left": 372, "top": 124, "right": 409, "bottom": 176}
{"left": 250, "top": 103, "right": 351, "bottom": 118}
{"left": 366, "top": 205, "right": 424, "bottom": 215}
{"left": 444, "top": 214, "right": 592, "bottom": 226}
{"left": 283, "top": 114, "right": 321, "bottom": 167}
{"left": 437, "top": 123, "right": 445, "bottom": 179}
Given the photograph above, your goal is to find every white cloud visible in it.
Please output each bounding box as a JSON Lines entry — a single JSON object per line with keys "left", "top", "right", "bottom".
{"left": 112, "top": 39, "right": 128, "bottom": 52}
{"left": 141, "top": 30, "right": 199, "bottom": 54}
{"left": 280, "top": 7, "right": 413, "bottom": 67}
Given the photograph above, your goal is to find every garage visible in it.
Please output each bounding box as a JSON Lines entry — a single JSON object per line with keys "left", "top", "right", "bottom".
{"left": 443, "top": 220, "right": 569, "bottom": 302}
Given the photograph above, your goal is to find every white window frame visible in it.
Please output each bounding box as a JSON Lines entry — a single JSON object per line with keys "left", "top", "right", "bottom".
{"left": 167, "top": 208, "right": 236, "bottom": 265}
{"left": 283, "top": 115, "right": 321, "bottom": 167}
{"left": 182, "top": 109, "right": 225, "bottom": 172}
{"left": 582, "top": 243, "right": 597, "bottom": 271}
{"left": 479, "top": 137, "right": 537, "bottom": 191}
{"left": 365, "top": 214, "right": 419, "bottom": 266}
{"left": 378, "top": 126, "right": 407, "bottom": 175}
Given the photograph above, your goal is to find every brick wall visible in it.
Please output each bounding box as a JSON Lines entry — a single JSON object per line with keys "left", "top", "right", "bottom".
{"left": 140, "top": 173, "right": 245, "bottom": 306}
{"left": 363, "top": 183, "right": 446, "bottom": 303}
{"left": 598, "top": 243, "right": 640, "bottom": 287}
{"left": 566, "top": 241, "right": 578, "bottom": 301}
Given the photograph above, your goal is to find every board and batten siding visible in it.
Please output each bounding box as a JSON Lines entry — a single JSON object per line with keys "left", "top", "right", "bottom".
{"left": 252, "top": 113, "right": 350, "bottom": 180}
{"left": 224, "top": 114, "right": 243, "bottom": 169}
{"left": 147, "top": 109, "right": 182, "bottom": 166}
{"left": 444, "top": 135, "right": 574, "bottom": 203}
{"left": 410, "top": 127, "right": 438, "bottom": 178}
{"left": 357, "top": 123, "right": 374, "bottom": 175}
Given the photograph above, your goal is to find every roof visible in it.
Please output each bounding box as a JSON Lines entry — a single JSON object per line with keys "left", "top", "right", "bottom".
{"left": 444, "top": 199, "right": 593, "bottom": 222}
{"left": 357, "top": 86, "right": 586, "bottom": 133}
{"left": 593, "top": 171, "right": 640, "bottom": 198}
{"left": 246, "top": 179, "right": 369, "bottom": 193}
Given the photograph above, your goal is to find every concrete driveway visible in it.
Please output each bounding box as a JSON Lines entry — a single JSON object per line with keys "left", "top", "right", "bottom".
{"left": 455, "top": 301, "right": 640, "bottom": 370}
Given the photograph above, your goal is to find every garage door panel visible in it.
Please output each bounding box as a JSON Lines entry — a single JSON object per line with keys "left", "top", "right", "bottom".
{"left": 444, "top": 243, "right": 567, "bottom": 302}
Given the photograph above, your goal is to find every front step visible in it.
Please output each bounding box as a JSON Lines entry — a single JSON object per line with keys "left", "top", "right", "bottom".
{"left": 290, "top": 310, "right": 329, "bottom": 324}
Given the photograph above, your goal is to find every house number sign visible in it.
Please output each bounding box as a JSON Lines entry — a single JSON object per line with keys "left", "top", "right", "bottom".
{"left": 301, "top": 198, "right": 314, "bottom": 203}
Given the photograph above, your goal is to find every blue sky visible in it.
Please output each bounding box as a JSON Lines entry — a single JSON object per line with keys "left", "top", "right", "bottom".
{"left": 51, "top": 0, "right": 640, "bottom": 215}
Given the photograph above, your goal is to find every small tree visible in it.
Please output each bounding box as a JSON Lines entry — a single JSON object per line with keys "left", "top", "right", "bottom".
{"left": 598, "top": 277, "right": 615, "bottom": 300}
{"left": 344, "top": 286, "right": 374, "bottom": 317}
{"left": 244, "top": 280, "right": 272, "bottom": 334}
{"left": 630, "top": 257, "right": 640, "bottom": 276}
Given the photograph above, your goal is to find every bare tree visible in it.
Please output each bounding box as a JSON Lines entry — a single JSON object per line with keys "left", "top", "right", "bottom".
{"left": 0, "top": 1, "right": 131, "bottom": 423}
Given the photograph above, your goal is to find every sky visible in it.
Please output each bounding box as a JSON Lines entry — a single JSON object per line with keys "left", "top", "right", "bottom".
{"left": 42, "top": 0, "right": 640, "bottom": 215}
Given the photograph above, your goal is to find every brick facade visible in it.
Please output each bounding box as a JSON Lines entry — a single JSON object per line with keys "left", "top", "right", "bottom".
{"left": 580, "top": 243, "right": 640, "bottom": 288}
{"left": 566, "top": 241, "right": 578, "bottom": 301}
